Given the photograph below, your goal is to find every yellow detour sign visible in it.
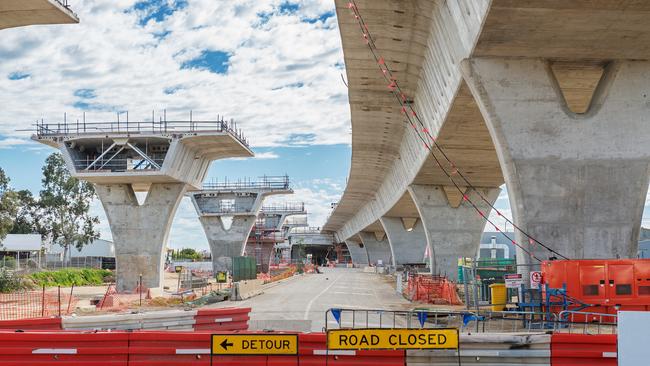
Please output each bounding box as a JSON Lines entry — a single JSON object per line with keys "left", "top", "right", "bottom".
{"left": 327, "top": 328, "right": 459, "bottom": 350}
{"left": 211, "top": 334, "right": 298, "bottom": 355}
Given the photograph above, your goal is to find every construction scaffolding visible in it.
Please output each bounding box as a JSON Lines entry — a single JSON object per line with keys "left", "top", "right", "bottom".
{"left": 245, "top": 203, "right": 307, "bottom": 273}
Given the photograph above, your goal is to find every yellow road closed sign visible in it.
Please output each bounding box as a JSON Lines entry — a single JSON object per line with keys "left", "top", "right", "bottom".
{"left": 211, "top": 334, "right": 298, "bottom": 355}
{"left": 327, "top": 328, "right": 458, "bottom": 350}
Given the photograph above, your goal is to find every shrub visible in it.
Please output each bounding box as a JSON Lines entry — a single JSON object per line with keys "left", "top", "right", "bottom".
{"left": 28, "top": 268, "right": 113, "bottom": 287}
{"left": 0, "top": 257, "right": 16, "bottom": 270}
{"left": 0, "top": 268, "right": 23, "bottom": 293}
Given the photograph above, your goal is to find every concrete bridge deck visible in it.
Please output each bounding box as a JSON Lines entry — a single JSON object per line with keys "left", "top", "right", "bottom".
{"left": 324, "top": 0, "right": 650, "bottom": 278}
{"left": 0, "top": 0, "right": 78, "bottom": 30}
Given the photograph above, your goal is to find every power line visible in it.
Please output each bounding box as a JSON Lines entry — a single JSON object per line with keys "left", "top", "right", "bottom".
{"left": 345, "top": 0, "right": 569, "bottom": 261}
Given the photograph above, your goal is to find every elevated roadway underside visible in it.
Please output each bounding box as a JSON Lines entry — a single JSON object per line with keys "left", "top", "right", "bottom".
{"left": 0, "top": 0, "right": 78, "bottom": 29}
{"left": 324, "top": 0, "right": 650, "bottom": 242}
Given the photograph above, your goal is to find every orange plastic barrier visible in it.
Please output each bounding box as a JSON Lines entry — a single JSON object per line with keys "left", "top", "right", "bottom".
{"left": 129, "top": 331, "right": 267, "bottom": 366}
{"left": 0, "top": 330, "right": 406, "bottom": 365}
{"left": 298, "top": 333, "right": 405, "bottom": 366}
{"left": 0, "top": 317, "right": 62, "bottom": 331}
{"left": 193, "top": 307, "right": 251, "bottom": 331}
{"left": 0, "top": 331, "right": 129, "bottom": 365}
{"left": 0, "top": 307, "right": 251, "bottom": 332}
{"left": 551, "top": 333, "right": 617, "bottom": 365}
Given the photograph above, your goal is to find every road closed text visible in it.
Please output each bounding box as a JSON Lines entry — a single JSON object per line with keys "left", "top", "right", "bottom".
{"left": 327, "top": 329, "right": 458, "bottom": 350}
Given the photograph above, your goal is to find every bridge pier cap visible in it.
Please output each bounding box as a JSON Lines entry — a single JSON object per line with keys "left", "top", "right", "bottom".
{"left": 32, "top": 117, "right": 253, "bottom": 291}
{"left": 461, "top": 59, "right": 650, "bottom": 272}
{"left": 188, "top": 176, "right": 294, "bottom": 273}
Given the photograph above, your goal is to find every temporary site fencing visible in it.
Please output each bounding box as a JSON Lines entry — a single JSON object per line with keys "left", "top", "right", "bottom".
{"left": 1, "top": 277, "right": 224, "bottom": 321}
{"left": 0, "top": 286, "right": 77, "bottom": 320}
{"left": 325, "top": 308, "right": 618, "bottom": 335}
{"left": 258, "top": 265, "right": 297, "bottom": 284}
{"left": 405, "top": 273, "right": 462, "bottom": 305}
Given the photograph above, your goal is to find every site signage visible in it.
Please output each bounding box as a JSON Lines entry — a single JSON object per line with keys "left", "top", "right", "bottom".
{"left": 210, "top": 334, "right": 298, "bottom": 355}
{"left": 216, "top": 271, "right": 227, "bottom": 283}
{"left": 530, "top": 271, "right": 542, "bottom": 290}
{"left": 327, "top": 328, "right": 459, "bottom": 350}
{"left": 505, "top": 273, "right": 524, "bottom": 289}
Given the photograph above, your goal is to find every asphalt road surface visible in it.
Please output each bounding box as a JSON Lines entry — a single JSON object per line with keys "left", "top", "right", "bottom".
{"left": 209, "top": 267, "right": 413, "bottom": 331}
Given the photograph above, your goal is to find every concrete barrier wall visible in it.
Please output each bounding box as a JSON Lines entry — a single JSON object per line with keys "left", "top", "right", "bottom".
{"left": 233, "top": 279, "right": 264, "bottom": 300}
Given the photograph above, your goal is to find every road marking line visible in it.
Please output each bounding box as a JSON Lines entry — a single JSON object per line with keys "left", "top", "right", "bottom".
{"left": 176, "top": 349, "right": 210, "bottom": 354}
{"left": 303, "top": 274, "right": 342, "bottom": 320}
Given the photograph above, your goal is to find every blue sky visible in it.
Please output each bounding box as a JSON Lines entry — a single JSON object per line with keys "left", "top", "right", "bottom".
{"left": 0, "top": 0, "right": 350, "bottom": 249}
{"left": 0, "top": 0, "right": 648, "bottom": 251}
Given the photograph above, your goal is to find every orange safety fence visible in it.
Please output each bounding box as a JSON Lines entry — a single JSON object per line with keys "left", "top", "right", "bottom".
{"left": 257, "top": 265, "right": 297, "bottom": 284}
{"left": 406, "top": 274, "right": 463, "bottom": 305}
{"left": 0, "top": 287, "right": 77, "bottom": 321}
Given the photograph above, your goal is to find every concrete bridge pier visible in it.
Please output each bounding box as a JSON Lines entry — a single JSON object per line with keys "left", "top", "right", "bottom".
{"left": 32, "top": 117, "right": 253, "bottom": 291}
{"left": 96, "top": 183, "right": 186, "bottom": 292}
{"left": 379, "top": 217, "right": 428, "bottom": 268}
{"left": 462, "top": 58, "right": 650, "bottom": 270}
{"left": 199, "top": 215, "right": 256, "bottom": 272}
{"left": 408, "top": 185, "right": 500, "bottom": 280}
{"left": 358, "top": 232, "right": 392, "bottom": 266}
{"left": 189, "top": 179, "right": 293, "bottom": 273}
{"left": 344, "top": 240, "right": 369, "bottom": 266}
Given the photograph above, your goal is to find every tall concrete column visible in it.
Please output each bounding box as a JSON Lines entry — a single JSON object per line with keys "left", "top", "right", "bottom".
{"left": 96, "top": 183, "right": 186, "bottom": 292}
{"left": 462, "top": 59, "right": 650, "bottom": 268}
{"left": 379, "top": 217, "right": 428, "bottom": 266}
{"left": 344, "top": 240, "right": 369, "bottom": 265}
{"left": 199, "top": 215, "right": 256, "bottom": 272}
{"left": 408, "top": 185, "right": 500, "bottom": 280}
{"left": 358, "top": 232, "right": 392, "bottom": 266}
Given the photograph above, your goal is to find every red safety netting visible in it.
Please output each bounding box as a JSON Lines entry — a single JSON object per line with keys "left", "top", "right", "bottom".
{"left": 0, "top": 289, "right": 77, "bottom": 320}
{"left": 406, "top": 274, "right": 462, "bottom": 305}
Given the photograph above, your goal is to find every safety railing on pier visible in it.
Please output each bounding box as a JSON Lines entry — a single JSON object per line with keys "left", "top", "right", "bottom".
{"left": 324, "top": 308, "right": 617, "bottom": 335}
{"left": 203, "top": 175, "right": 290, "bottom": 191}
{"left": 71, "top": 156, "right": 166, "bottom": 172}
{"left": 33, "top": 117, "right": 249, "bottom": 147}
{"left": 289, "top": 227, "right": 324, "bottom": 235}
{"left": 261, "top": 202, "right": 306, "bottom": 213}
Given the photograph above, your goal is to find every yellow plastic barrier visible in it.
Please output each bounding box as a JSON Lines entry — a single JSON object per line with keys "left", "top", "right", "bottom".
{"left": 489, "top": 283, "right": 506, "bottom": 311}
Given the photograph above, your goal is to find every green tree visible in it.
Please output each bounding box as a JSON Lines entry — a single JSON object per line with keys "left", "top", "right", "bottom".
{"left": 0, "top": 168, "right": 18, "bottom": 243}
{"left": 38, "top": 153, "right": 99, "bottom": 264}
{"left": 177, "top": 248, "right": 202, "bottom": 261}
{"left": 10, "top": 189, "right": 39, "bottom": 234}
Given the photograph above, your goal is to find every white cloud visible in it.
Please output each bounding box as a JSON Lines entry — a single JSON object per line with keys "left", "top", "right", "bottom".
{"left": 0, "top": 0, "right": 350, "bottom": 148}
{"left": 228, "top": 150, "right": 279, "bottom": 161}
{"left": 0, "top": 138, "right": 35, "bottom": 149}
